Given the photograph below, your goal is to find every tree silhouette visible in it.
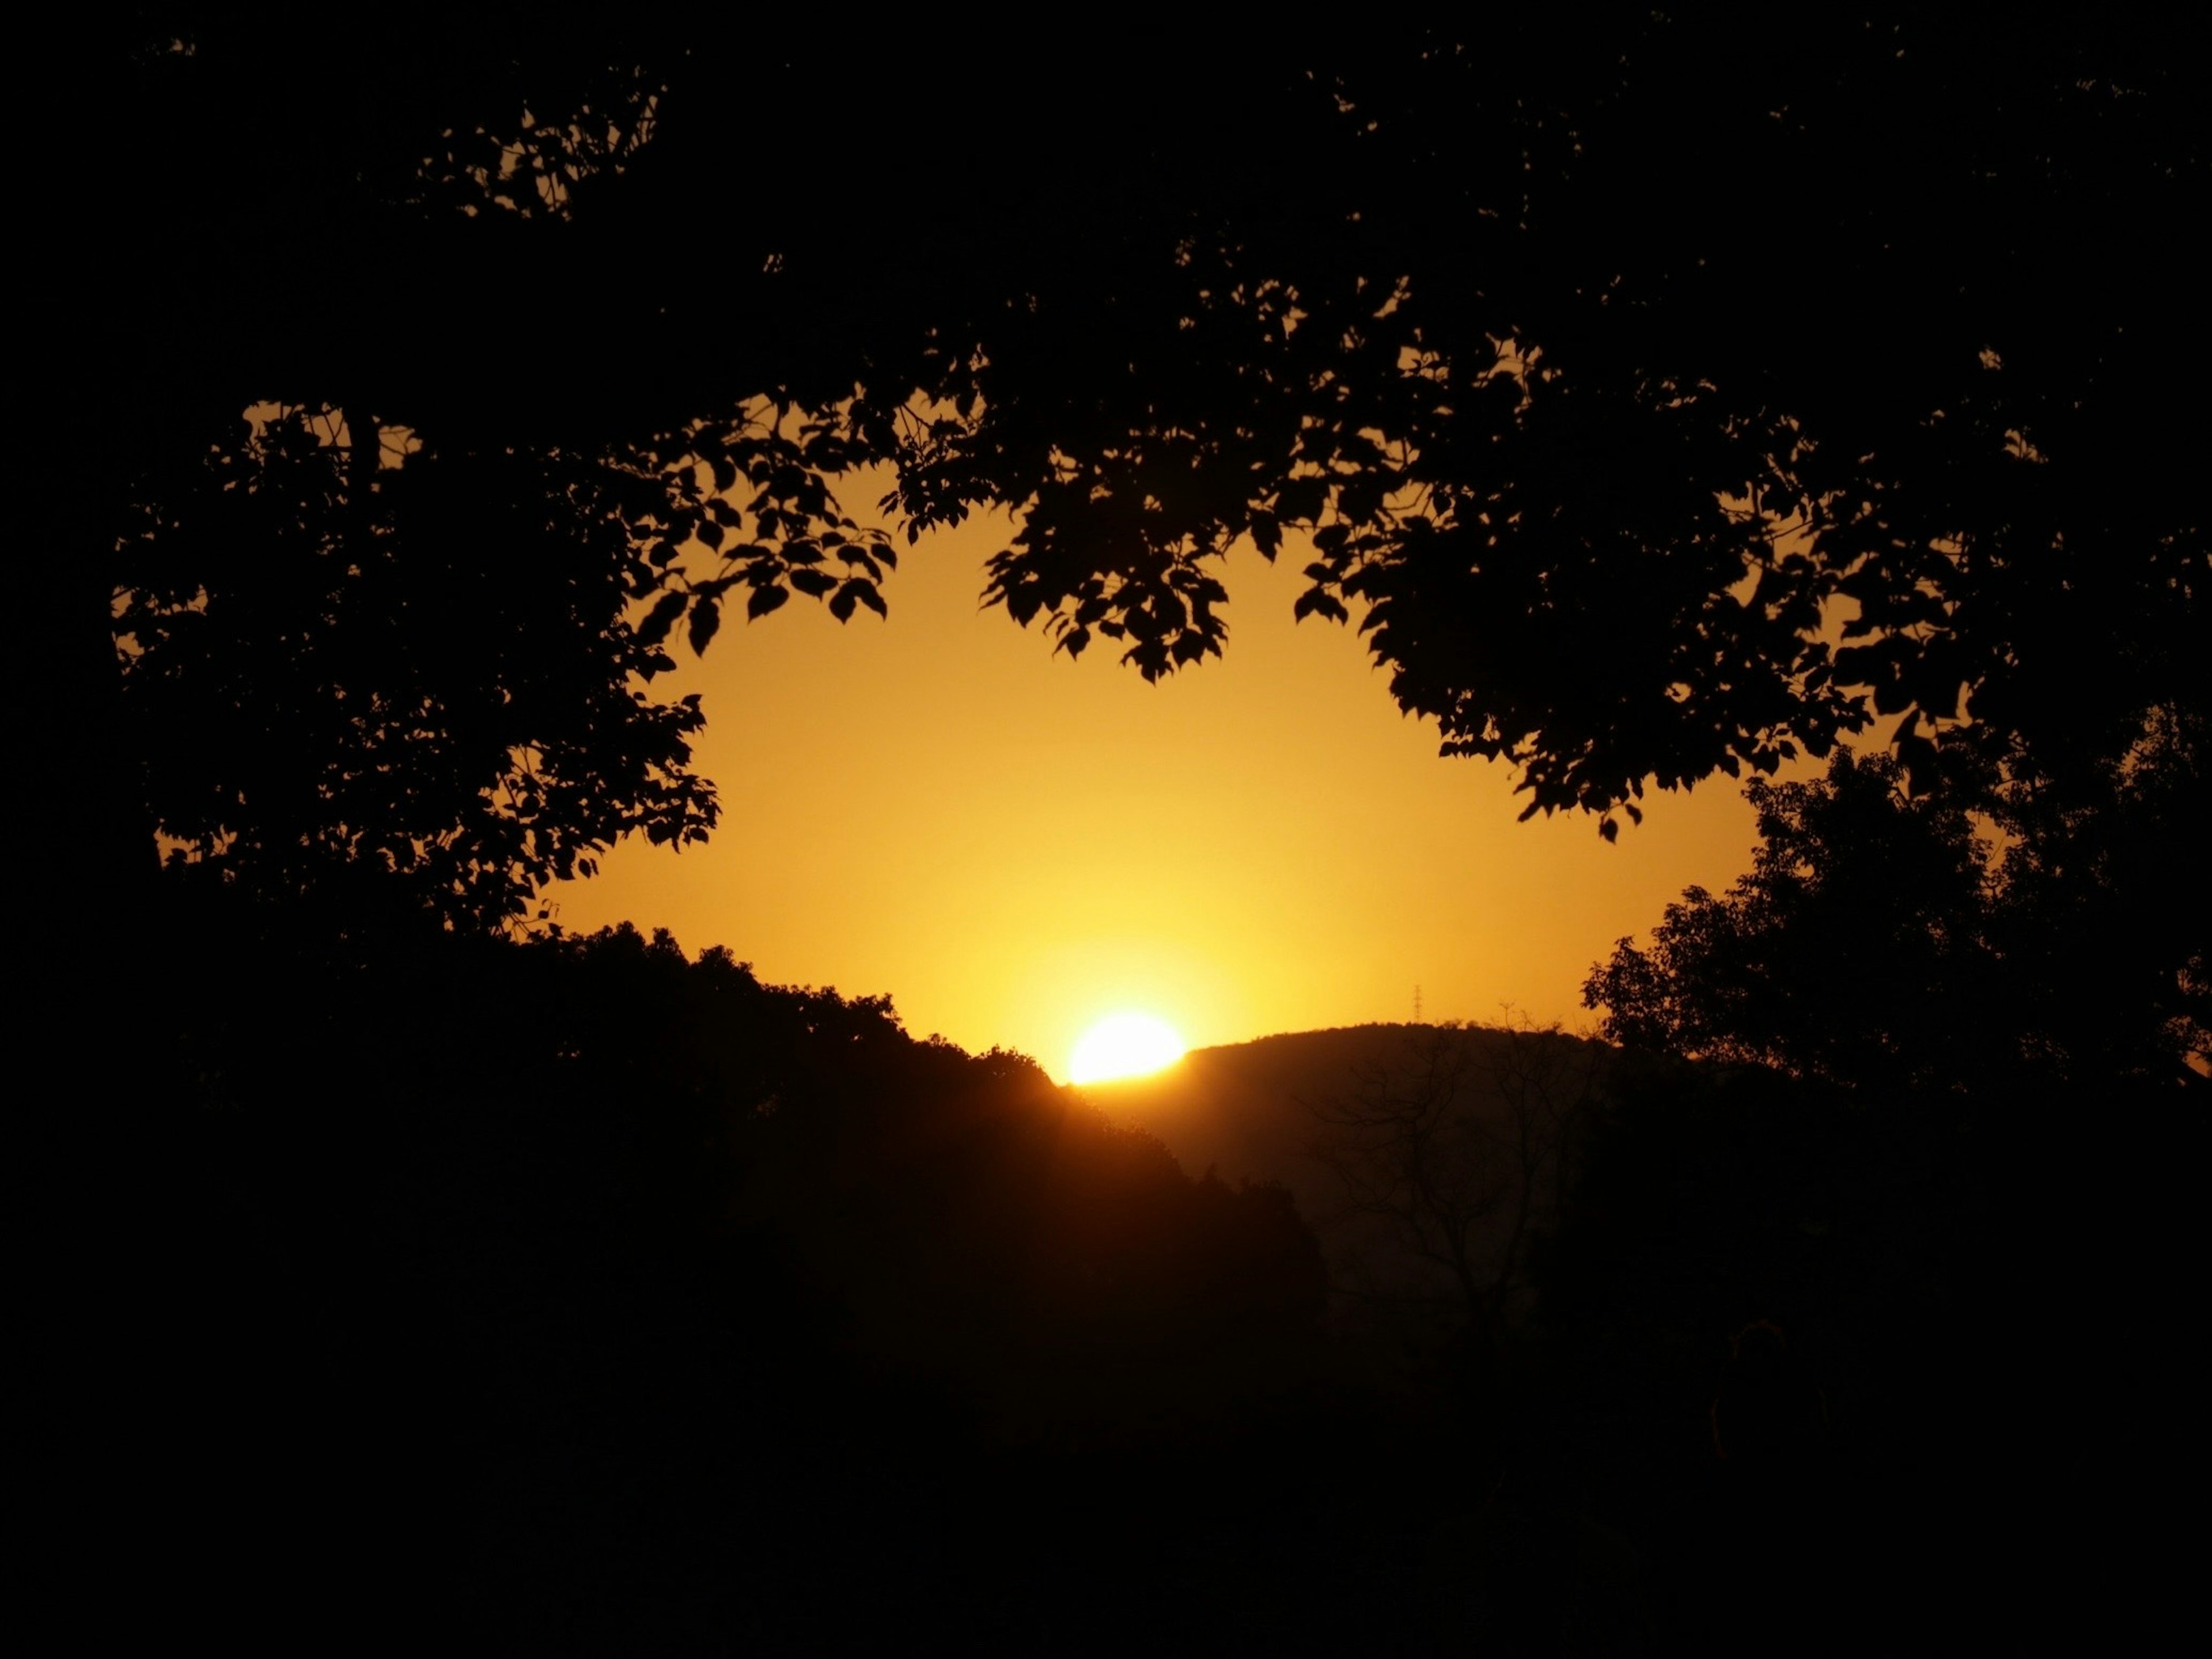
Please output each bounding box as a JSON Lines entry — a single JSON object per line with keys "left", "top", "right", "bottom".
{"left": 1584, "top": 753, "right": 1998, "bottom": 1088}
{"left": 117, "top": 410, "right": 712, "bottom": 927}
{"left": 1583, "top": 748, "right": 2206, "bottom": 1091}
{"left": 41, "top": 16, "right": 907, "bottom": 934}
{"left": 41, "top": 14, "right": 2207, "bottom": 941}
{"left": 889, "top": 18, "right": 2208, "bottom": 835}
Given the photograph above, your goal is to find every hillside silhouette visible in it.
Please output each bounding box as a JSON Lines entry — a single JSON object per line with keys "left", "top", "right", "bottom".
{"left": 54, "top": 902, "right": 2187, "bottom": 1653}
{"left": 128, "top": 918, "right": 1406, "bottom": 1650}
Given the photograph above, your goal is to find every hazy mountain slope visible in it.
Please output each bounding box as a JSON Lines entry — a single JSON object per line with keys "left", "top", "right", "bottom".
{"left": 1082, "top": 1023, "right": 1612, "bottom": 1319}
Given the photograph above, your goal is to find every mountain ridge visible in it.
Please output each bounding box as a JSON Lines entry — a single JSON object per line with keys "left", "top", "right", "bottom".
{"left": 1078, "top": 1021, "right": 1615, "bottom": 1319}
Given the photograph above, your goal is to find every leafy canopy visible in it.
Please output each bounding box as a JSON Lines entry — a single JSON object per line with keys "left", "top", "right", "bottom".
{"left": 75, "top": 14, "right": 2210, "bottom": 927}
{"left": 1584, "top": 747, "right": 2209, "bottom": 1090}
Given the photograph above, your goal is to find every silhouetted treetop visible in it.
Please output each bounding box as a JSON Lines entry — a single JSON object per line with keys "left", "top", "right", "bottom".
{"left": 1584, "top": 748, "right": 2208, "bottom": 1091}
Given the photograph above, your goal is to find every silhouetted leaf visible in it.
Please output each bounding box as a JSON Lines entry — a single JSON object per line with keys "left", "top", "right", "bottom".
{"left": 1251, "top": 510, "right": 1282, "bottom": 558}
{"left": 689, "top": 596, "right": 724, "bottom": 651}
{"left": 638, "top": 591, "right": 688, "bottom": 645}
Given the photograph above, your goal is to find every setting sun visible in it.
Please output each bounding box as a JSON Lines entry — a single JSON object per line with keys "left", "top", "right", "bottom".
{"left": 1069, "top": 1013, "right": 1186, "bottom": 1085}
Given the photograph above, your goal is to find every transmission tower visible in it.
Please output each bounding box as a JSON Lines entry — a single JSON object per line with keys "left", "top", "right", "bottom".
{"left": 1413, "top": 983, "right": 1423, "bottom": 1024}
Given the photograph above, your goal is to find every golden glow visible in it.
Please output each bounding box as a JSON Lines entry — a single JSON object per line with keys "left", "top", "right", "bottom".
{"left": 550, "top": 467, "right": 1787, "bottom": 1079}
{"left": 1069, "top": 1014, "right": 1185, "bottom": 1084}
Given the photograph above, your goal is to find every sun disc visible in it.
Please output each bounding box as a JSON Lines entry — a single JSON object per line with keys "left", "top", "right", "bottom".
{"left": 1069, "top": 1013, "right": 1185, "bottom": 1084}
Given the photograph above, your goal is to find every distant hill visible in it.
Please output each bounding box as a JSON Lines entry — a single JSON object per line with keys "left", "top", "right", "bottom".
{"left": 1080, "top": 1022, "right": 1614, "bottom": 1325}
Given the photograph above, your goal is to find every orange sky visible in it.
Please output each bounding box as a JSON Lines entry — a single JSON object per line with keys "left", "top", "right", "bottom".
{"left": 552, "top": 482, "right": 1775, "bottom": 1079}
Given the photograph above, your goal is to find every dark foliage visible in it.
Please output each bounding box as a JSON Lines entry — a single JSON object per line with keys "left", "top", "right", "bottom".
{"left": 116, "top": 411, "right": 718, "bottom": 926}
{"left": 1585, "top": 748, "right": 2207, "bottom": 1090}
{"left": 36, "top": 14, "right": 2206, "bottom": 938}
{"left": 1586, "top": 753, "right": 2002, "bottom": 1086}
{"left": 893, "top": 16, "right": 2208, "bottom": 832}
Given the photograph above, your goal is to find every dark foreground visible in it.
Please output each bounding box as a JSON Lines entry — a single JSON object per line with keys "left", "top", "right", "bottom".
{"left": 42, "top": 921, "right": 2194, "bottom": 1652}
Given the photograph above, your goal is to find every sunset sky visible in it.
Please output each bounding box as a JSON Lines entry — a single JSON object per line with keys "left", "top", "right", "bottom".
{"left": 553, "top": 476, "right": 1778, "bottom": 1079}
